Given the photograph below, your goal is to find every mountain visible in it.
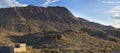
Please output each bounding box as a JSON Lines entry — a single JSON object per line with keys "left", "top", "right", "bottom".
{"left": 0, "top": 5, "right": 81, "bottom": 32}
{"left": 0, "top": 5, "right": 120, "bottom": 53}
{"left": 0, "top": 5, "right": 115, "bottom": 32}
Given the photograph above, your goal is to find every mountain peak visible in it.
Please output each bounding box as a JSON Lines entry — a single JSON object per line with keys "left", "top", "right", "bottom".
{"left": 0, "top": 5, "right": 79, "bottom": 32}
{"left": 27, "top": 5, "right": 35, "bottom": 7}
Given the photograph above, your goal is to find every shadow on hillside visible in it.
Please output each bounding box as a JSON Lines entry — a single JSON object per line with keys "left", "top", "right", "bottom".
{"left": 8, "top": 29, "right": 119, "bottom": 48}
{"left": 80, "top": 28, "right": 119, "bottom": 42}
{"left": 7, "top": 30, "right": 73, "bottom": 48}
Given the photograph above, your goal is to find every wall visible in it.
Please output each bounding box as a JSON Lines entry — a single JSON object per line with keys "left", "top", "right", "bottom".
{"left": 14, "top": 44, "right": 26, "bottom": 53}
{"left": 0, "top": 46, "right": 14, "bottom": 53}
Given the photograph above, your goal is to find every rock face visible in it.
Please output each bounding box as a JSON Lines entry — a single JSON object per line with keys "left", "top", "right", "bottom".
{"left": 0, "top": 5, "right": 115, "bottom": 32}
{"left": 0, "top": 6, "right": 80, "bottom": 32}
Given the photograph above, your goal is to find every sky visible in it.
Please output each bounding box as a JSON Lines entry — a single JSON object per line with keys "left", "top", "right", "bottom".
{"left": 0, "top": 0, "right": 120, "bottom": 28}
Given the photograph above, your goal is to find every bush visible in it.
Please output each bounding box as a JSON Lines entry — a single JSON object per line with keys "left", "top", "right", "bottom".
{"left": 33, "top": 49, "right": 42, "bottom": 53}
{"left": 26, "top": 46, "right": 33, "bottom": 51}
{"left": 105, "top": 47, "right": 112, "bottom": 52}
{"left": 22, "top": 50, "right": 31, "bottom": 53}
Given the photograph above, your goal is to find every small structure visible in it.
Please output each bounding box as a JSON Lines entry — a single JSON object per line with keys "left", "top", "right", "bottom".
{"left": 0, "top": 46, "right": 14, "bottom": 53}
{"left": 0, "top": 43, "right": 26, "bottom": 53}
{"left": 14, "top": 43, "right": 26, "bottom": 53}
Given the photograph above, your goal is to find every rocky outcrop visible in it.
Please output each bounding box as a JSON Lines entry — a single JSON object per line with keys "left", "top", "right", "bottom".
{"left": 0, "top": 5, "right": 81, "bottom": 32}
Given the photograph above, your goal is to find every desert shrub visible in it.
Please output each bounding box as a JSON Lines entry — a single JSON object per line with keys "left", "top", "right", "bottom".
{"left": 44, "top": 44, "right": 50, "bottom": 47}
{"left": 22, "top": 50, "right": 31, "bottom": 53}
{"left": 58, "top": 44, "right": 62, "bottom": 47}
{"left": 108, "top": 38, "right": 118, "bottom": 42}
{"left": 105, "top": 47, "right": 112, "bottom": 52}
{"left": 26, "top": 46, "right": 33, "bottom": 51}
{"left": 114, "top": 45, "right": 120, "bottom": 51}
{"left": 43, "top": 48, "right": 61, "bottom": 53}
{"left": 33, "top": 49, "right": 42, "bottom": 53}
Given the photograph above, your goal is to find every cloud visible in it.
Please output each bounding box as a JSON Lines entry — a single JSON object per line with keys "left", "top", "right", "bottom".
{"left": 112, "top": 23, "right": 120, "bottom": 28}
{"left": 99, "top": 0, "right": 120, "bottom": 20}
{"left": 0, "top": 0, "right": 27, "bottom": 8}
{"left": 102, "top": 1, "right": 120, "bottom": 4}
{"left": 108, "top": 5, "right": 120, "bottom": 19}
{"left": 42, "top": 0, "right": 60, "bottom": 6}
{"left": 99, "top": 0, "right": 120, "bottom": 4}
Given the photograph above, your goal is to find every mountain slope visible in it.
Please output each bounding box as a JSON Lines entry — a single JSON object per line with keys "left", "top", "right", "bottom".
{"left": 0, "top": 5, "right": 114, "bottom": 32}
{"left": 0, "top": 5, "right": 119, "bottom": 52}
{"left": 0, "top": 5, "right": 81, "bottom": 32}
